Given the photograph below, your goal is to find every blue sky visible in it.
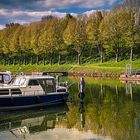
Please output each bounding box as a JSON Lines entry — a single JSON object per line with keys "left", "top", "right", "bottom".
{"left": 0, "top": 0, "right": 123, "bottom": 28}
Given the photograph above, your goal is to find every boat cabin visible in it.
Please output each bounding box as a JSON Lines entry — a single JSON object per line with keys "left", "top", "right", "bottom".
{"left": 15, "top": 75, "right": 56, "bottom": 94}
{"left": 0, "top": 75, "right": 57, "bottom": 96}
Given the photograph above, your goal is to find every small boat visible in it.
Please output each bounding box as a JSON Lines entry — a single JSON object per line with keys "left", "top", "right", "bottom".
{"left": 0, "top": 73, "right": 69, "bottom": 110}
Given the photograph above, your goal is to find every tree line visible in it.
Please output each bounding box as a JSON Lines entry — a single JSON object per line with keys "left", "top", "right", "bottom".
{"left": 0, "top": 5, "right": 140, "bottom": 65}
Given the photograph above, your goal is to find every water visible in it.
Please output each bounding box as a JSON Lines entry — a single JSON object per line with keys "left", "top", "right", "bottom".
{"left": 0, "top": 77, "right": 140, "bottom": 140}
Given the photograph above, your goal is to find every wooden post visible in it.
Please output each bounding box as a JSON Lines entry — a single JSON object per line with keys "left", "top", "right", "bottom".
{"left": 78, "top": 77, "right": 85, "bottom": 102}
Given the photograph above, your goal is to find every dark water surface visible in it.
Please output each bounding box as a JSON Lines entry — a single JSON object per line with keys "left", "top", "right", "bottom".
{"left": 0, "top": 77, "right": 140, "bottom": 140}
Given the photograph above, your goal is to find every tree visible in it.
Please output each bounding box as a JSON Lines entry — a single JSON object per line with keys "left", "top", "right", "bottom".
{"left": 86, "top": 11, "right": 104, "bottom": 63}
{"left": 63, "top": 15, "right": 87, "bottom": 64}
{"left": 100, "top": 10, "right": 128, "bottom": 62}
{"left": 73, "top": 15, "right": 87, "bottom": 65}
{"left": 30, "top": 22, "right": 44, "bottom": 64}
{"left": 9, "top": 25, "right": 23, "bottom": 65}
{"left": 124, "top": 7, "right": 140, "bottom": 61}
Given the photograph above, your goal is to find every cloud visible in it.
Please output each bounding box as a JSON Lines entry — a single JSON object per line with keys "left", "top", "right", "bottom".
{"left": 0, "top": 24, "right": 5, "bottom": 29}
{"left": 0, "top": 9, "right": 67, "bottom": 18}
{"left": 0, "top": 0, "right": 119, "bottom": 11}
{"left": 0, "top": 0, "right": 120, "bottom": 27}
{"left": 0, "top": 9, "right": 77, "bottom": 28}
{"left": 38, "top": 0, "right": 118, "bottom": 10}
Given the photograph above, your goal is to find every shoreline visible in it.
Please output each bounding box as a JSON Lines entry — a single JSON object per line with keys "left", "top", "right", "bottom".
{"left": 68, "top": 71, "right": 120, "bottom": 78}
{"left": 0, "top": 64, "right": 124, "bottom": 78}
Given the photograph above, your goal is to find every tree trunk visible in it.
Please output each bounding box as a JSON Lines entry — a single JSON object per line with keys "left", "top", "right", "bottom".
{"left": 115, "top": 49, "right": 119, "bottom": 63}
{"left": 4, "top": 55, "right": 7, "bottom": 65}
{"left": 19, "top": 56, "right": 22, "bottom": 65}
{"left": 58, "top": 54, "right": 61, "bottom": 66}
{"left": 50, "top": 57, "right": 52, "bottom": 65}
{"left": 31, "top": 55, "right": 33, "bottom": 65}
{"left": 100, "top": 51, "right": 103, "bottom": 63}
{"left": 100, "top": 46, "right": 103, "bottom": 63}
{"left": 130, "top": 46, "right": 133, "bottom": 62}
{"left": 36, "top": 55, "right": 39, "bottom": 65}
{"left": 50, "top": 49, "right": 53, "bottom": 65}
{"left": 43, "top": 53, "right": 45, "bottom": 65}
{"left": 49, "top": 53, "right": 52, "bottom": 65}
{"left": 23, "top": 54, "right": 26, "bottom": 65}
{"left": 13, "top": 56, "right": 16, "bottom": 66}
{"left": 98, "top": 44, "right": 103, "bottom": 63}
{"left": 65, "top": 56, "right": 68, "bottom": 64}
{"left": 77, "top": 51, "right": 81, "bottom": 65}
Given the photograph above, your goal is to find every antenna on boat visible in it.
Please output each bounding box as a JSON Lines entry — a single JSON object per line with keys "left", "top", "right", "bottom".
{"left": 56, "top": 75, "right": 60, "bottom": 86}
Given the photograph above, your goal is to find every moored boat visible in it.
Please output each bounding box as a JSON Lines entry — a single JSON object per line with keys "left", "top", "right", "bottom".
{"left": 0, "top": 73, "right": 69, "bottom": 110}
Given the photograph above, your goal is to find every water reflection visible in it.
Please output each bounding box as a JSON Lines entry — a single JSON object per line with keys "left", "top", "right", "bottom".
{"left": 0, "top": 104, "right": 69, "bottom": 139}
{"left": 68, "top": 77, "right": 140, "bottom": 140}
{"left": 1, "top": 78, "right": 140, "bottom": 140}
{"left": 79, "top": 101, "right": 85, "bottom": 129}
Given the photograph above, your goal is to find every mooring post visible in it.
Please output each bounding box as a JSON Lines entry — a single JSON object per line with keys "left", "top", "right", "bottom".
{"left": 80, "top": 77, "right": 85, "bottom": 93}
{"left": 78, "top": 77, "right": 85, "bottom": 102}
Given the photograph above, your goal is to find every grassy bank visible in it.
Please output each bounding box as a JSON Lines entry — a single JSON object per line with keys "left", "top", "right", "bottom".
{"left": 0, "top": 60, "right": 140, "bottom": 76}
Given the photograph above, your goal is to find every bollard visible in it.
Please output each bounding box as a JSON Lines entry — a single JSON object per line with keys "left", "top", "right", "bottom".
{"left": 80, "top": 77, "right": 85, "bottom": 93}
{"left": 78, "top": 77, "right": 85, "bottom": 102}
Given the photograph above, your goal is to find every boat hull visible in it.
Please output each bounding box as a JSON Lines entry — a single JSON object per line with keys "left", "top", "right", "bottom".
{"left": 0, "top": 92, "right": 69, "bottom": 111}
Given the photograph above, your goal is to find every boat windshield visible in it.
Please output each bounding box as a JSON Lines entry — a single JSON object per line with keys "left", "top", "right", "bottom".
{"left": 13, "top": 77, "right": 27, "bottom": 86}
{"left": 0, "top": 74, "right": 11, "bottom": 84}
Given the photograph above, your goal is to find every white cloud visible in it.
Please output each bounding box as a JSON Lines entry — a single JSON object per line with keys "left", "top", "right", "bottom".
{"left": 0, "top": 0, "right": 118, "bottom": 26}
{"left": 0, "top": 8, "right": 77, "bottom": 26}
{"left": 0, "top": 24, "right": 5, "bottom": 29}
{"left": 37, "top": 0, "right": 118, "bottom": 9}
{"left": 0, "top": 9, "right": 72, "bottom": 18}
{"left": 0, "top": 9, "right": 8, "bottom": 16}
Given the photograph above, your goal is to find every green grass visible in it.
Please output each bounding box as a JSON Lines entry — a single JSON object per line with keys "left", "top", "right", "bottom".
{"left": 0, "top": 59, "right": 140, "bottom": 75}
{"left": 0, "top": 64, "right": 73, "bottom": 73}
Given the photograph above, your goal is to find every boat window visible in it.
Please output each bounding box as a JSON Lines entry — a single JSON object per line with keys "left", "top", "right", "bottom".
{"left": 4, "top": 74, "right": 11, "bottom": 82}
{"left": 11, "top": 89, "right": 22, "bottom": 95}
{"left": 13, "top": 77, "right": 27, "bottom": 86}
{"left": 28, "top": 80, "right": 39, "bottom": 86}
{"left": 0, "top": 75, "right": 3, "bottom": 83}
{"left": 0, "top": 89, "right": 9, "bottom": 95}
{"left": 38, "top": 79, "right": 56, "bottom": 93}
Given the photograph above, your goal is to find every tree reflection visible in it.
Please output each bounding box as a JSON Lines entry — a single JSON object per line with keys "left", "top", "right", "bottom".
{"left": 67, "top": 78, "right": 140, "bottom": 140}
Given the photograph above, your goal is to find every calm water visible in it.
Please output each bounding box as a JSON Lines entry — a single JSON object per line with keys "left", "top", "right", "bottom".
{"left": 0, "top": 77, "right": 140, "bottom": 140}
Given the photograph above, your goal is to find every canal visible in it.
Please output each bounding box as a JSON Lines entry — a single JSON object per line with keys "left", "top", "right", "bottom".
{"left": 0, "top": 77, "right": 140, "bottom": 140}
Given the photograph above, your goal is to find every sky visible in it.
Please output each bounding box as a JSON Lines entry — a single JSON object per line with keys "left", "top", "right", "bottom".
{"left": 0, "top": 0, "right": 123, "bottom": 28}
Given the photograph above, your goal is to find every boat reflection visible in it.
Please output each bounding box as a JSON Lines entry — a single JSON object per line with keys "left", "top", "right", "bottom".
{"left": 0, "top": 104, "right": 69, "bottom": 139}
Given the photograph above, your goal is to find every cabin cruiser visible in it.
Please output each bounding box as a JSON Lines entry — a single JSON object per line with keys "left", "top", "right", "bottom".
{"left": 0, "top": 73, "right": 69, "bottom": 110}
